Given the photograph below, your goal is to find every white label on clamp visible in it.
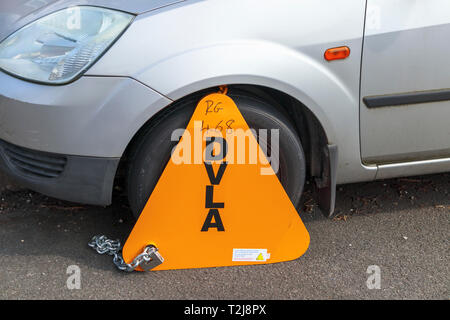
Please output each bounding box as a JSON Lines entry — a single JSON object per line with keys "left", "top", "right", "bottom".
{"left": 232, "top": 249, "right": 271, "bottom": 262}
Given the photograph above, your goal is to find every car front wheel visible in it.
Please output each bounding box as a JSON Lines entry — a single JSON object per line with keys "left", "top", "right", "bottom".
{"left": 126, "top": 91, "right": 306, "bottom": 219}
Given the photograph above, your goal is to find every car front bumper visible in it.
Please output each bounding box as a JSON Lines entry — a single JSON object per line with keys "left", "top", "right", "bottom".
{"left": 0, "top": 72, "right": 172, "bottom": 205}
{"left": 0, "top": 138, "right": 119, "bottom": 205}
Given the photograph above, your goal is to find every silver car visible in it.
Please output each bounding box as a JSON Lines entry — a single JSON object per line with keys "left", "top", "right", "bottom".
{"left": 0, "top": 0, "right": 449, "bottom": 218}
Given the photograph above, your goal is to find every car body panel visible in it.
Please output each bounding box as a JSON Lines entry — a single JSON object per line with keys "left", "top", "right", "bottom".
{"left": 361, "top": 0, "right": 450, "bottom": 164}
{"left": 87, "top": 0, "right": 377, "bottom": 184}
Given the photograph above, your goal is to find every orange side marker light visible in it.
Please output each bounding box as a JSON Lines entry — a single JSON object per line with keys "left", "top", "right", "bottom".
{"left": 324, "top": 46, "right": 350, "bottom": 61}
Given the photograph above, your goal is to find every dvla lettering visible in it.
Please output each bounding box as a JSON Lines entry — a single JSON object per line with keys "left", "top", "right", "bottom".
{"left": 201, "top": 137, "right": 228, "bottom": 232}
{"left": 201, "top": 162, "right": 227, "bottom": 231}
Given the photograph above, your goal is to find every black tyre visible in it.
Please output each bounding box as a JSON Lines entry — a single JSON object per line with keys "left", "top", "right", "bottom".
{"left": 126, "top": 91, "right": 306, "bottom": 219}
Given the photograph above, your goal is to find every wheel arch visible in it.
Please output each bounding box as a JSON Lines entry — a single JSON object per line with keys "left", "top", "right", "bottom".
{"left": 116, "top": 84, "right": 338, "bottom": 216}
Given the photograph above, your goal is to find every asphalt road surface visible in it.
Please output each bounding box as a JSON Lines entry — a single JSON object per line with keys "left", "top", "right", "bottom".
{"left": 0, "top": 173, "right": 448, "bottom": 300}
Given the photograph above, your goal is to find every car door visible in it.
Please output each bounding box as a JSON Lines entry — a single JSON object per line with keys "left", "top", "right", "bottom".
{"left": 360, "top": 0, "right": 450, "bottom": 165}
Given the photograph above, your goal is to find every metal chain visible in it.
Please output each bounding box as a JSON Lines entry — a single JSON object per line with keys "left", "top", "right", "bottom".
{"left": 88, "top": 235, "right": 159, "bottom": 272}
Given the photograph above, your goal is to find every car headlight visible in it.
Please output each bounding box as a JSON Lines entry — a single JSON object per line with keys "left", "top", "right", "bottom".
{"left": 0, "top": 6, "right": 133, "bottom": 84}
